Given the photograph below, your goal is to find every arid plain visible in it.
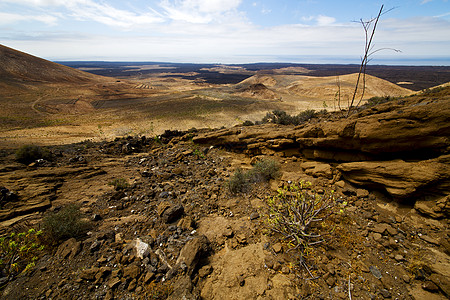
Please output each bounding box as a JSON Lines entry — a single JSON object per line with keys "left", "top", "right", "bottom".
{"left": 3, "top": 44, "right": 446, "bottom": 148}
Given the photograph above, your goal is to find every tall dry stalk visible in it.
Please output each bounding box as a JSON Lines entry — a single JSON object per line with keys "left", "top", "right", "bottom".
{"left": 344, "top": 5, "right": 400, "bottom": 117}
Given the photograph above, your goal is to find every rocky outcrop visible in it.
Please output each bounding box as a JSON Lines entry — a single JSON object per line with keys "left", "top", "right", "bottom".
{"left": 194, "top": 95, "right": 450, "bottom": 160}
{"left": 337, "top": 155, "right": 450, "bottom": 200}
{"left": 194, "top": 92, "right": 450, "bottom": 202}
{"left": 0, "top": 166, "right": 106, "bottom": 222}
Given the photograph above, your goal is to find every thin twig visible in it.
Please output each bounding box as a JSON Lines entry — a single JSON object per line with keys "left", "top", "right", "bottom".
{"left": 348, "top": 274, "right": 352, "bottom": 300}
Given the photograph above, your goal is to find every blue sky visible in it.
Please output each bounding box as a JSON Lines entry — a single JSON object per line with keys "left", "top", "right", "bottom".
{"left": 0, "top": 0, "right": 449, "bottom": 64}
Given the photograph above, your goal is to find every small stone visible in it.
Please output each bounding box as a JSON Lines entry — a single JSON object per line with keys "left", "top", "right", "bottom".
{"left": 236, "top": 234, "right": 247, "bottom": 244}
{"left": 128, "top": 279, "right": 137, "bottom": 291}
{"left": 198, "top": 265, "right": 213, "bottom": 278}
{"left": 107, "top": 277, "right": 121, "bottom": 289}
{"left": 420, "top": 235, "right": 439, "bottom": 245}
{"left": 172, "top": 167, "right": 183, "bottom": 175}
{"left": 272, "top": 243, "right": 282, "bottom": 253}
{"left": 123, "top": 264, "right": 141, "bottom": 279}
{"left": 105, "top": 290, "right": 114, "bottom": 300}
{"left": 335, "top": 181, "right": 345, "bottom": 188}
{"left": 402, "top": 275, "right": 410, "bottom": 283}
{"left": 222, "top": 227, "right": 233, "bottom": 238}
{"left": 356, "top": 188, "right": 369, "bottom": 198}
{"left": 56, "top": 238, "right": 81, "bottom": 259}
{"left": 45, "top": 289, "right": 52, "bottom": 298}
{"left": 115, "top": 233, "right": 123, "bottom": 243}
{"left": 144, "top": 271, "right": 155, "bottom": 284}
{"left": 162, "top": 204, "right": 184, "bottom": 223}
{"left": 379, "top": 288, "right": 391, "bottom": 298}
{"left": 326, "top": 276, "right": 336, "bottom": 287}
{"left": 387, "top": 226, "right": 398, "bottom": 236}
{"left": 177, "top": 217, "right": 196, "bottom": 231}
{"left": 237, "top": 275, "right": 245, "bottom": 286}
{"left": 357, "top": 261, "right": 370, "bottom": 273}
{"left": 373, "top": 233, "right": 382, "bottom": 241}
{"left": 394, "top": 254, "right": 404, "bottom": 262}
{"left": 273, "top": 261, "right": 282, "bottom": 271}
{"left": 369, "top": 265, "right": 382, "bottom": 279}
{"left": 90, "top": 240, "right": 101, "bottom": 252}
{"left": 92, "top": 214, "right": 102, "bottom": 221}
{"left": 372, "top": 224, "right": 389, "bottom": 235}
{"left": 134, "top": 238, "right": 150, "bottom": 259}
{"left": 422, "top": 281, "right": 439, "bottom": 292}
{"left": 80, "top": 267, "right": 100, "bottom": 281}
{"left": 249, "top": 212, "right": 260, "bottom": 220}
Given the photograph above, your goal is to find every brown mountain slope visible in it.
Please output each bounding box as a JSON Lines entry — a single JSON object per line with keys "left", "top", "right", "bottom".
{"left": 0, "top": 44, "right": 103, "bottom": 86}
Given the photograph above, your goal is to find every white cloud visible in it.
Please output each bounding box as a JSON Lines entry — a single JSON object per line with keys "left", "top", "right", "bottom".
{"left": 421, "top": 0, "right": 433, "bottom": 4}
{"left": 301, "top": 15, "right": 336, "bottom": 26}
{"left": 159, "top": 0, "right": 243, "bottom": 23}
{"left": 65, "top": 1, "right": 164, "bottom": 28}
{"left": 316, "top": 15, "right": 336, "bottom": 26}
{"left": 0, "top": 0, "right": 164, "bottom": 28}
{"left": 0, "top": 12, "right": 58, "bottom": 25}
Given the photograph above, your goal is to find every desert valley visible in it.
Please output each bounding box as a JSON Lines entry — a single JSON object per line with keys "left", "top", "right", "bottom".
{"left": 0, "top": 44, "right": 449, "bottom": 300}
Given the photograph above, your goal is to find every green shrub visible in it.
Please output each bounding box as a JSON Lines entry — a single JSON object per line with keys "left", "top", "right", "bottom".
{"left": 296, "top": 109, "right": 317, "bottom": 123}
{"left": 365, "top": 96, "right": 395, "bottom": 107}
{"left": 227, "top": 159, "right": 280, "bottom": 194}
{"left": 109, "top": 178, "right": 129, "bottom": 191}
{"left": 249, "top": 159, "right": 280, "bottom": 182}
{"left": 15, "top": 145, "right": 51, "bottom": 164}
{"left": 0, "top": 229, "right": 44, "bottom": 281}
{"left": 41, "top": 204, "right": 91, "bottom": 243}
{"left": 228, "top": 168, "right": 249, "bottom": 194}
{"left": 261, "top": 110, "right": 317, "bottom": 126}
{"left": 265, "top": 181, "right": 334, "bottom": 277}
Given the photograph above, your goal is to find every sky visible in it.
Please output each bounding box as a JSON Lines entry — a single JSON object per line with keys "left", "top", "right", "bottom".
{"left": 0, "top": 0, "right": 449, "bottom": 65}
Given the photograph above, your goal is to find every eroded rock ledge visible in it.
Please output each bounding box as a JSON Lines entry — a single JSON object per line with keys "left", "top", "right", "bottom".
{"left": 194, "top": 95, "right": 450, "bottom": 204}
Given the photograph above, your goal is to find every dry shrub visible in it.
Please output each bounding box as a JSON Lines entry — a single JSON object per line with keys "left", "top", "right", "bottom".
{"left": 15, "top": 145, "right": 51, "bottom": 164}
{"left": 41, "top": 204, "right": 91, "bottom": 243}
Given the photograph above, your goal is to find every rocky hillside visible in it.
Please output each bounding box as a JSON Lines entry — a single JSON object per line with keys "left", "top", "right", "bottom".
{"left": 0, "top": 87, "right": 449, "bottom": 300}
{"left": 0, "top": 44, "right": 103, "bottom": 86}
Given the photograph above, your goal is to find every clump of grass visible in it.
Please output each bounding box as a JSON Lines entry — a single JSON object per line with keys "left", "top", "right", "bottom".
{"left": 41, "top": 204, "right": 91, "bottom": 243}
{"left": 109, "top": 178, "right": 129, "bottom": 191}
{"left": 264, "top": 181, "right": 334, "bottom": 278}
{"left": 15, "top": 145, "right": 51, "bottom": 164}
{"left": 227, "top": 159, "right": 280, "bottom": 194}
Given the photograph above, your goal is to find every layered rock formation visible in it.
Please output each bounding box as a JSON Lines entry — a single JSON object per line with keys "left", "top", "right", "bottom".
{"left": 194, "top": 89, "right": 450, "bottom": 208}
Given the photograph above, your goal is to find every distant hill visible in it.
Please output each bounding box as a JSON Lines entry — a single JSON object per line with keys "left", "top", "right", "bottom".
{"left": 0, "top": 44, "right": 103, "bottom": 87}
{"left": 238, "top": 73, "right": 414, "bottom": 100}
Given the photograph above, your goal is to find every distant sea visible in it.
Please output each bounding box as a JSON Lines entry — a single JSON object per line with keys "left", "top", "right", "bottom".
{"left": 52, "top": 55, "right": 450, "bottom": 66}
{"left": 236, "top": 55, "right": 450, "bottom": 66}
